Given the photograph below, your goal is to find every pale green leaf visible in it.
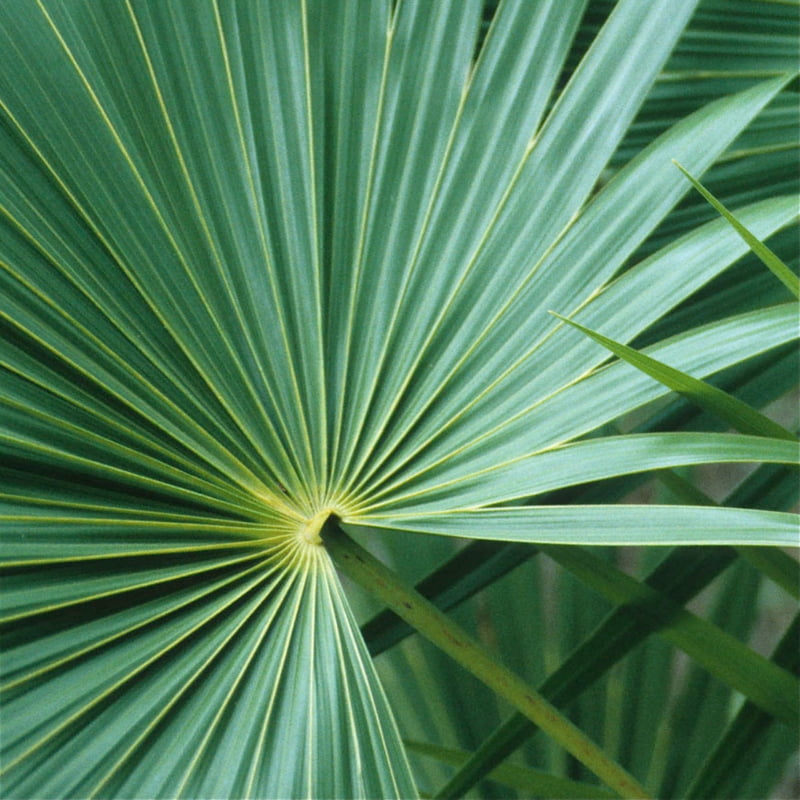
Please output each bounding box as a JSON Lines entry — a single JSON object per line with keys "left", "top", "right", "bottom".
{"left": 358, "top": 432, "right": 798, "bottom": 513}
{"left": 1, "top": 540, "right": 416, "bottom": 798}
{"left": 356, "top": 506, "right": 798, "bottom": 547}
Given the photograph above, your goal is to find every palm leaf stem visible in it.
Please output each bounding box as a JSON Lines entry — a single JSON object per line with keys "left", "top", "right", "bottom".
{"left": 323, "top": 521, "right": 650, "bottom": 799}
{"left": 361, "top": 539, "right": 533, "bottom": 657}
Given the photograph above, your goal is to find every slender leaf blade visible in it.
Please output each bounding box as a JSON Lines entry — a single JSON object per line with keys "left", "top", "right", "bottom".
{"left": 553, "top": 313, "right": 797, "bottom": 441}
{"left": 674, "top": 160, "right": 799, "bottom": 297}
{"left": 356, "top": 505, "right": 798, "bottom": 547}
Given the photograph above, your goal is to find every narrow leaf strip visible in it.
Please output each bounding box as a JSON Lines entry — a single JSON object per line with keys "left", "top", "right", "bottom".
{"left": 552, "top": 313, "right": 798, "bottom": 442}
{"left": 357, "top": 432, "right": 799, "bottom": 513}
{"left": 356, "top": 505, "right": 798, "bottom": 547}
{"left": 323, "top": 522, "right": 650, "bottom": 800}
{"left": 673, "top": 161, "right": 799, "bottom": 298}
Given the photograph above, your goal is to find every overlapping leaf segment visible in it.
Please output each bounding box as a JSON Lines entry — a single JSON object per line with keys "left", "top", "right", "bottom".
{"left": 0, "top": 1, "right": 796, "bottom": 797}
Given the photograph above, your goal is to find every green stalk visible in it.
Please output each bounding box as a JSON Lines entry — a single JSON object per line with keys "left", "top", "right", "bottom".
{"left": 323, "top": 521, "right": 651, "bottom": 800}
{"left": 404, "top": 739, "right": 616, "bottom": 799}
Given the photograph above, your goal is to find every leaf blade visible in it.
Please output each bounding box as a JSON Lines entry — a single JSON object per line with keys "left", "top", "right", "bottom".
{"left": 674, "top": 159, "right": 799, "bottom": 298}
{"left": 552, "top": 313, "right": 797, "bottom": 442}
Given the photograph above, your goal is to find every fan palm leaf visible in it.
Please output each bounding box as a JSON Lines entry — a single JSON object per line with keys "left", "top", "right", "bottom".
{"left": 1, "top": 1, "right": 797, "bottom": 797}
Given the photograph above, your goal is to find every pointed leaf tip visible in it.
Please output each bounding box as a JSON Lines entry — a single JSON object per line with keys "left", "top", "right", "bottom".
{"left": 673, "top": 161, "right": 799, "bottom": 299}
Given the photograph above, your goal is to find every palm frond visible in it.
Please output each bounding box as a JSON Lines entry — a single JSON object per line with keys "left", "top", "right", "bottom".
{"left": 1, "top": 1, "right": 797, "bottom": 796}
